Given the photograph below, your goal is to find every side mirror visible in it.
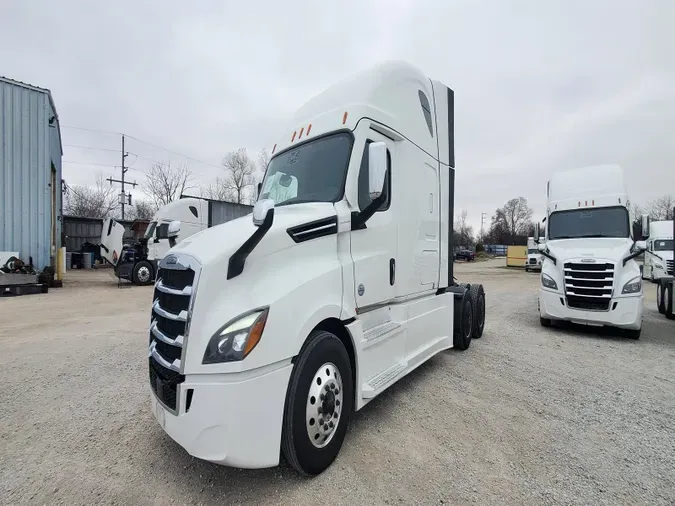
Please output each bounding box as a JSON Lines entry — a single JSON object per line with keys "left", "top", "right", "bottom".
{"left": 253, "top": 199, "right": 274, "bottom": 227}
{"left": 533, "top": 222, "right": 540, "bottom": 242}
{"left": 257, "top": 182, "right": 262, "bottom": 197}
{"left": 167, "top": 220, "right": 181, "bottom": 239}
{"left": 368, "top": 142, "right": 387, "bottom": 200}
{"left": 635, "top": 240, "right": 647, "bottom": 251}
{"left": 640, "top": 214, "right": 650, "bottom": 239}
{"left": 537, "top": 243, "right": 546, "bottom": 252}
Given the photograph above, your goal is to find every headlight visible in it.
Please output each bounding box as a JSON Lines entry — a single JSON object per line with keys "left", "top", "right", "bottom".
{"left": 203, "top": 308, "right": 269, "bottom": 364}
{"left": 621, "top": 277, "right": 641, "bottom": 294}
{"left": 541, "top": 273, "right": 558, "bottom": 290}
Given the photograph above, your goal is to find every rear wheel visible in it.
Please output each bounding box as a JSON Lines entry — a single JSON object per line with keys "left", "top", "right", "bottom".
{"left": 657, "top": 282, "right": 666, "bottom": 314}
{"left": 468, "top": 284, "right": 485, "bottom": 338}
{"left": 281, "top": 330, "right": 353, "bottom": 476}
{"left": 453, "top": 291, "right": 473, "bottom": 350}
{"left": 666, "top": 283, "right": 675, "bottom": 320}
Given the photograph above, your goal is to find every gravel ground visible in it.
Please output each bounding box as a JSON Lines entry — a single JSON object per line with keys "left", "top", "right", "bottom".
{"left": 1, "top": 261, "right": 673, "bottom": 506}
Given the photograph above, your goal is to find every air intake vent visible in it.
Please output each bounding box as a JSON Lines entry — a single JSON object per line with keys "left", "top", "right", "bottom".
{"left": 287, "top": 216, "right": 338, "bottom": 243}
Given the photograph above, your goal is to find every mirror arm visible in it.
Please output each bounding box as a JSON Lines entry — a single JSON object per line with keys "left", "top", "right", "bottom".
{"left": 228, "top": 208, "right": 274, "bottom": 279}
{"left": 622, "top": 248, "right": 643, "bottom": 267}
{"left": 351, "top": 193, "right": 386, "bottom": 231}
{"left": 541, "top": 248, "right": 557, "bottom": 265}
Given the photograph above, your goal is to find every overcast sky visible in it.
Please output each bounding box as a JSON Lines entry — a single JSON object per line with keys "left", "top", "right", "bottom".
{"left": 1, "top": 0, "right": 674, "bottom": 232}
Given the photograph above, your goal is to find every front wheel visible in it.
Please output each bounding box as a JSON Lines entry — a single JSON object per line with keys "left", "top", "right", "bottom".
{"left": 281, "top": 330, "right": 353, "bottom": 476}
{"left": 540, "top": 316, "right": 552, "bottom": 327}
{"left": 132, "top": 260, "right": 154, "bottom": 285}
{"left": 624, "top": 327, "right": 641, "bottom": 340}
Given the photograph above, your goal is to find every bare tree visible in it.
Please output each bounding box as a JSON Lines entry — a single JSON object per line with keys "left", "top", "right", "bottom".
{"left": 221, "top": 148, "right": 256, "bottom": 204}
{"left": 63, "top": 174, "right": 118, "bottom": 218}
{"left": 143, "top": 161, "right": 194, "bottom": 208}
{"left": 126, "top": 199, "right": 157, "bottom": 220}
{"left": 201, "top": 177, "right": 232, "bottom": 201}
{"left": 645, "top": 195, "right": 675, "bottom": 220}
{"left": 491, "top": 197, "right": 533, "bottom": 244}
{"left": 453, "top": 209, "right": 475, "bottom": 248}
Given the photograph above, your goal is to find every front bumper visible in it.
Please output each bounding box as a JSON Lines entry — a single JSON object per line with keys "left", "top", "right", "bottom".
{"left": 539, "top": 289, "right": 643, "bottom": 330}
{"left": 151, "top": 361, "right": 293, "bottom": 468}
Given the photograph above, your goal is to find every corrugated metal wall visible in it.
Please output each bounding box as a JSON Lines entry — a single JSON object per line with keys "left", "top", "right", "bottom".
{"left": 209, "top": 201, "right": 252, "bottom": 226}
{"left": 0, "top": 79, "right": 61, "bottom": 270}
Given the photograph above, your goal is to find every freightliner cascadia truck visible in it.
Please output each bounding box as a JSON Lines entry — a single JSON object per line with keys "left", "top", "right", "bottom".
{"left": 147, "top": 61, "right": 487, "bottom": 475}
{"left": 535, "top": 165, "right": 648, "bottom": 338}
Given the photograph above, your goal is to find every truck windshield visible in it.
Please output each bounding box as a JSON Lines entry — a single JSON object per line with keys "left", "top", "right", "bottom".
{"left": 145, "top": 222, "right": 156, "bottom": 239}
{"left": 548, "top": 206, "right": 630, "bottom": 240}
{"left": 259, "top": 132, "right": 352, "bottom": 206}
{"left": 654, "top": 239, "right": 673, "bottom": 251}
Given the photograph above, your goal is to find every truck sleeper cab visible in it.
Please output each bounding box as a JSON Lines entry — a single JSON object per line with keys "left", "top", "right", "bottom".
{"left": 535, "top": 165, "right": 646, "bottom": 339}
{"left": 147, "top": 61, "right": 487, "bottom": 476}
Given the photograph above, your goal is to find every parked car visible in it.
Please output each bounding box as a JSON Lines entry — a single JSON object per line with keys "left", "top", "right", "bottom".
{"left": 455, "top": 249, "right": 475, "bottom": 261}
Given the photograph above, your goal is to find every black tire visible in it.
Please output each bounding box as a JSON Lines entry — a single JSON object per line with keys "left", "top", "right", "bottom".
{"left": 666, "top": 284, "right": 675, "bottom": 320}
{"left": 657, "top": 282, "right": 666, "bottom": 315}
{"left": 453, "top": 290, "right": 473, "bottom": 350}
{"left": 525, "top": 266, "right": 529, "bottom": 272}
{"left": 624, "top": 327, "right": 641, "bottom": 340}
{"left": 540, "top": 316, "right": 552, "bottom": 327}
{"left": 468, "top": 284, "right": 485, "bottom": 338}
{"left": 132, "top": 260, "right": 154, "bottom": 285}
{"left": 281, "top": 330, "right": 353, "bottom": 476}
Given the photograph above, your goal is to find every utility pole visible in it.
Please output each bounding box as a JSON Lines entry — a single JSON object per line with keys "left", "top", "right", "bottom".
{"left": 107, "top": 134, "right": 136, "bottom": 220}
{"left": 480, "top": 212, "right": 487, "bottom": 243}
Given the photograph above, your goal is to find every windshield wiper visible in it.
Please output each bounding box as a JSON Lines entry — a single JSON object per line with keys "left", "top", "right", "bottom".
{"left": 276, "top": 197, "right": 321, "bottom": 207}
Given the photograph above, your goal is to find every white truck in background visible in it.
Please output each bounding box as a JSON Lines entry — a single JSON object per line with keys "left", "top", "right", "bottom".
{"left": 645, "top": 212, "right": 675, "bottom": 319}
{"left": 100, "top": 197, "right": 251, "bottom": 285}
{"left": 642, "top": 220, "right": 674, "bottom": 282}
{"left": 525, "top": 236, "right": 543, "bottom": 272}
{"left": 534, "top": 165, "right": 647, "bottom": 339}
{"left": 147, "top": 61, "right": 488, "bottom": 476}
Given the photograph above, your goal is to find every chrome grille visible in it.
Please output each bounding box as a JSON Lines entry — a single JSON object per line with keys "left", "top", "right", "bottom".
{"left": 564, "top": 261, "right": 614, "bottom": 311}
{"left": 667, "top": 259, "right": 674, "bottom": 276}
{"left": 149, "top": 255, "right": 201, "bottom": 413}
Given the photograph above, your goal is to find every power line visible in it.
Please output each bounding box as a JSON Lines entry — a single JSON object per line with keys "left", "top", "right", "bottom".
{"left": 64, "top": 144, "right": 121, "bottom": 153}
{"left": 61, "top": 125, "right": 120, "bottom": 135}
{"left": 124, "top": 134, "right": 222, "bottom": 171}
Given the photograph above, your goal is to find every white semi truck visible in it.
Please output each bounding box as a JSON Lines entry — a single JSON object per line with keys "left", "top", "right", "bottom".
{"left": 646, "top": 212, "right": 674, "bottom": 319}
{"left": 100, "top": 197, "right": 251, "bottom": 285}
{"left": 642, "top": 220, "right": 674, "bottom": 282}
{"left": 525, "top": 236, "right": 543, "bottom": 272}
{"left": 147, "top": 61, "right": 487, "bottom": 476}
{"left": 534, "top": 165, "right": 647, "bottom": 339}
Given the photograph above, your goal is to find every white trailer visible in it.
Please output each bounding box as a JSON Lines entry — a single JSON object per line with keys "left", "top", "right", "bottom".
{"left": 535, "top": 165, "right": 647, "bottom": 339}
{"left": 642, "top": 220, "right": 674, "bottom": 282}
{"left": 147, "top": 61, "right": 487, "bottom": 475}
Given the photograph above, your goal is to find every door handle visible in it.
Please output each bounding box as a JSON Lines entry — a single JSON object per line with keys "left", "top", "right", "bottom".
{"left": 389, "top": 258, "right": 396, "bottom": 286}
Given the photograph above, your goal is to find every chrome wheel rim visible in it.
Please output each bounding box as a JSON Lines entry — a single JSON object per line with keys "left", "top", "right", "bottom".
{"left": 306, "top": 362, "right": 343, "bottom": 448}
{"left": 138, "top": 266, "right": 150, "bottom": 283}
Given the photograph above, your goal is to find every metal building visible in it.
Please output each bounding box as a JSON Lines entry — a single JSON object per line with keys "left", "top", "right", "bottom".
{"left": 0, "top": 76, "right": 63, "bottom": 270}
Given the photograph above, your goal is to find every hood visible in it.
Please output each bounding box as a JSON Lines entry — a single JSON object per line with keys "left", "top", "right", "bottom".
{"left": 545, "top": 238, "right": 634, "bottom": 263}
{"left": 168, "top": 202, "right": 337, "bottom": 267}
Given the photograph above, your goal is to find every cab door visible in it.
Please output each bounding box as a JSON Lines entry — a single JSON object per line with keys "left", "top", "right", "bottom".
{"left": 350, "top": 131, "right": 398, "bottom": 310}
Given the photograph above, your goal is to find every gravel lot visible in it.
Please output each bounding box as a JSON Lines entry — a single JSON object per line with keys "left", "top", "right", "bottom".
{"left": 1, "top": 260, "right": 673, "bottom": 506}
